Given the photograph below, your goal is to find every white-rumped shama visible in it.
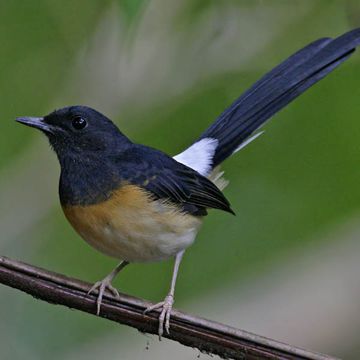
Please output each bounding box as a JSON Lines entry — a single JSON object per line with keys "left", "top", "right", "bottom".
{"left": 16, "top": 29, "right": 360, "bottom": 338}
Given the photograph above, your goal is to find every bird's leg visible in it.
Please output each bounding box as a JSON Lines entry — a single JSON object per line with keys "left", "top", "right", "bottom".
{"left": 88, "top": 260, "right": 129, "bottom": 315}
{"left": 144, "top": 250, "right": 185, "bottom": 339}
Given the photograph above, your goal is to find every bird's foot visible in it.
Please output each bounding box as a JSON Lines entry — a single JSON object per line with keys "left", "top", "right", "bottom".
{"left": 87, "top": 277, "right": 120, "bottom": 315}
{"left": 144, "top": 294, "right": 174, "bottom": 340}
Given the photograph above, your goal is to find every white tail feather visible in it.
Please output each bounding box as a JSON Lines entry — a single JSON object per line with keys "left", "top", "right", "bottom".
{"left": 232, "top": 131, "right": 264, "bottom": 154}
{"left": 174, "top": 132, "right": 263, "bottom": 189}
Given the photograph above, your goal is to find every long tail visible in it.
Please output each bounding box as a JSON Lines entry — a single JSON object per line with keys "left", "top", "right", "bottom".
{"left": 191, "top": 28, "right": 360, "bottom": 170}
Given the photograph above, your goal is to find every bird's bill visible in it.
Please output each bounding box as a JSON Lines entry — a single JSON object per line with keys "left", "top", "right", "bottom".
{"left": 16, "top": 117, "right": 53, "bottom": 134}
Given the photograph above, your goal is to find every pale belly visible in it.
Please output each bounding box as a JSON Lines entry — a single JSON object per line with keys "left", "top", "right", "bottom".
{"left": 62, "top": 186, "right": 203, "bottom": 262}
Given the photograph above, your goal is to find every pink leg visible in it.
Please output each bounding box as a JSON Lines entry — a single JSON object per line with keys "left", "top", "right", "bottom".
{"left": 88, "top": 260, "right": 129, "bottom": 315}
{"left": 144, "top": 250, "right": 185, "bottom": 339}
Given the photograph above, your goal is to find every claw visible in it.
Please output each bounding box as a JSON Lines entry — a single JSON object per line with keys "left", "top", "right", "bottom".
{"left": 87, "top": 278, "right": 120, "bottom": 315}
{"left": 144, "top": 294, "right": 174, "bottom": 339}
{"left": 143, "top": 301, "right": 165, "bottom": 314}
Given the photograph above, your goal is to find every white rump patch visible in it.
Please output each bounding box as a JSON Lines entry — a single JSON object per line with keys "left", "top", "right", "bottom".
{"left": 173, "top": 138, "right": 218, "bottom": 176}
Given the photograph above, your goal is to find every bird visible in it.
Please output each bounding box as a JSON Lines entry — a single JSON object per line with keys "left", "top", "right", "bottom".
{"left": 16, "top": 28, "right": 360, "bottom": 338}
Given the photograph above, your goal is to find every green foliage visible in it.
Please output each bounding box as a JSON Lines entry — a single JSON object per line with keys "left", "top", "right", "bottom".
{"left": 1, "top": 1, "right": 359, "bottom": 359}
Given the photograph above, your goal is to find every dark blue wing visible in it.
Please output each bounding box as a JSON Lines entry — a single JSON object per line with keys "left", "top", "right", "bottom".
{"left": 112, "top": 145, "right": 234, "bottom": 216}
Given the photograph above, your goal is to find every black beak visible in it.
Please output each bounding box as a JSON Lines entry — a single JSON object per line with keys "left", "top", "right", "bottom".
{"left": 16, "top": 117, "right": 53, "bottom": 134}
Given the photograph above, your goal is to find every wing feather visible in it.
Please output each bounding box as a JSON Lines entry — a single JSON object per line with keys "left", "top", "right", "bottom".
{"left": 114, "top": 146, "right": 234, "bottom": 216}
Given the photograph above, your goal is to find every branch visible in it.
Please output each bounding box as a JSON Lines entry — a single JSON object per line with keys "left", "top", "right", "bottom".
{"left": 0, "top": 255, "right": 337, "bottom": 360}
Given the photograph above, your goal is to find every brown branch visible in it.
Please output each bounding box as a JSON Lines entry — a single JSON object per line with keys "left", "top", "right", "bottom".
{"left": 0, "top": 255, "right": 337, "bottom": 360}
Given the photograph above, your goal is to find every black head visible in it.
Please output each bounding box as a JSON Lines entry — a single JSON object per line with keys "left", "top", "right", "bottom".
{"left": 16, "top": 106, "right": 132, "bottom": 163}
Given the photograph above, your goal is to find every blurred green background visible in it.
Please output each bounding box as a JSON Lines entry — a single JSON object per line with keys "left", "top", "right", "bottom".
{"left": 1, "top": 1, "right": 360, "bottom": 359}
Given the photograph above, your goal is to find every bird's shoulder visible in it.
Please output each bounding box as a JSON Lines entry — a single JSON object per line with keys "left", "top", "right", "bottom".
{"left": 110, "top": 144, "right": 233, "bottom": 216}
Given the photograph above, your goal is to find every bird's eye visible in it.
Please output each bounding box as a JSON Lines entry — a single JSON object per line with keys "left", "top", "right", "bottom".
{"left": 72, "top": 116, "right": 87, "bottom": 130}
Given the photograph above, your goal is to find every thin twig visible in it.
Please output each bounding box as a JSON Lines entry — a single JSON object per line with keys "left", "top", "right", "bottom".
{"left": 0, "top": 255, "right": 338, "bottom": 360}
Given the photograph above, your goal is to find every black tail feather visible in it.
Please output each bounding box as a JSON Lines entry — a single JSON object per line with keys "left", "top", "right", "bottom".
{"left": 199, "top": 29, "right": 360, "bottom": 167}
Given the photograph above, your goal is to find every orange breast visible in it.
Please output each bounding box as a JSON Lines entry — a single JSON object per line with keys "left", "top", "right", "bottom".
{"left": 62, "top": 185, "right": 202, "bottom": 262}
